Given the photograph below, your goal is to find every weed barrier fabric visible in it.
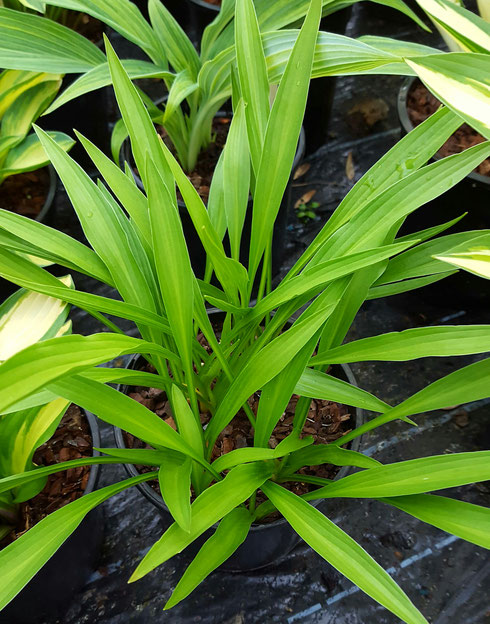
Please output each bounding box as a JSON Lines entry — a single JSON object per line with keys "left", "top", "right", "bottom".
{"left": 26, "top": 6, "right": 490, "bottom": 623}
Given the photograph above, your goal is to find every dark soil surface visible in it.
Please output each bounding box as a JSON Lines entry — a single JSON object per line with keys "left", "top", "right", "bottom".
{"left": 124, "top": 361, "right": 351, "bottom": 514}
{"left": 158, "top": 116, "right": 230, "bottom": 202}
{"left": 0, "top": 168, "right": 50, "bottom": 219}
{"left": 74, "top": 14, "right": 104, "bottom": 44}
{"left": 0, "top": 405, "right": 92, "bottom": 547}
{"left": 407, "top": 78, "right": 490, "bottom": 177}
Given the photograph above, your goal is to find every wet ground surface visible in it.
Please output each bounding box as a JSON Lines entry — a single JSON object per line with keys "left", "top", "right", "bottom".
{"left": 35, "top": 3, "right": 490, "bottom": 623}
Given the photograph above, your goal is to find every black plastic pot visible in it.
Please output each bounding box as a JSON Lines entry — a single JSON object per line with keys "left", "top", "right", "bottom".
{"left": 186, "top": 0, "right": 219, "bottom": 42}
{"left": 39, "top": 29, "right": 110, "bottom": 171}
{"left": 122, "top": 114, "right": 305, "bottom": 279}
{"left": 0, "top": 410, "right": 102, "bottom": 624}
{"left": 303, "top": 8, "right": 352, "bottom": 154}
{"left": 0, "top": 165, "right": 58, "bottom": 303}
{"left": 134, "top": 0, "right": 189, "bottom": 24}
{"left": 114, "top": 313, "right": 365, "bottom": 572}
{"left": 397, "top": 77, "right": 490, "bottom": 307}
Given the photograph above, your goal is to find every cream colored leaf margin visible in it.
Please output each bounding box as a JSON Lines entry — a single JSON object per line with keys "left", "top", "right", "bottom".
{"left": 0, "top": 275, "right": 73, "bottom": 361}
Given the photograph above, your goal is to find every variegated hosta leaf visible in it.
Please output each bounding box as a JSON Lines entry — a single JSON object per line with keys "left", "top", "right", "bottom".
{"left": 416, "top": 0, "right": 490, "bottom": 53}
{"left": 406, "top": 54, "right": 490, "bottom": 141}
{"left": 435, "top": 235, "right": 490, "bottom": 279}
{"left": 0, "top": 276, "right": 73, "bottom": 362}
{"left": 0, "top": 77, "right": 62, "bottom": 147}
{"left": 0, "top": 69, "right": 58, "bottom": 120}
{"left": 478, "top": 0, "right": 490, "bottom": 21}
{"left": 0, "top": 398, "right": 70, "bottom": 501}
{"left": 15, "top": 0, "right": 46, "bottom": 11}
{"left": 0, "top": 130, "right": 75, "bottom": 181}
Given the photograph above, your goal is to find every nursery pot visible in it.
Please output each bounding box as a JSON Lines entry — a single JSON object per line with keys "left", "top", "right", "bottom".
{"left": 186, "top": 0, "right": 219, "bottom": 43}
{"left": 121, "top": 113, "right": 306, "bottom": 279}
{"left": 0, "top": 165, "right": 57, "bottom": 303}
{"left": 134, "top": 0, "right": 189, "bottom": 24}
{"left": 114, "top": 312, "right": 365, "bottom": 572}
{"left": 303, "top": 8, "right": 352, "bottom": 154}
{"left": 39, "top": 26, "right": 110, "bottom": 171}
{"left": 0, "top": 410, "right": 103, "bottom": 624}
{"left": 397, "top": 76, "right": 490, "bottom": 307}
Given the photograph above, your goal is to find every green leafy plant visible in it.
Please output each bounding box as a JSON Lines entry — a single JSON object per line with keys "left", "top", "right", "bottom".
{"left": 0, "top": 0, "right": 92, "bottom": 30}
{"left": 0, "top": 70, "right": 74, "bottom": 185}
{"left": 416, "top": 0, "right": 490, "bottom": 52}
{"left": 0, "top": 1, "right": 489, "bottom": 621}
{"left": 0, "top": 279, "right": 72, "bottom": 541}
{"left": 0, "top": 0, "right": 443, "bottom": 173}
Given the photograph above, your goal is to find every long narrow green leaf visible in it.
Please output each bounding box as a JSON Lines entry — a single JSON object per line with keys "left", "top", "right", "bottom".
{"left": 158, "top": 452, "right": 192, "bottom": 532}
{"left": 286, "top": 107, "right": 463, "bottom": 277}
{"left": 211, "top": 436, "right": 313, "bottom": 475}
{"left": 0, "top": 209, "right": 113, "bottom": 285}
{"left": 164, "top": 507, "right": 253, "bottom": 609}
{"left": 34, "top": 126, "right": 158, "bottom": 320}
{"left": 0, "top": 7, "right": 106, "bottom": 73}
{"left": 262, "top": 481, "right": 428, "bottom": 624}
{"left": 205, "top": 294, "right": 342, "bottom": 451}
{"left": 366, "top": 271, "right": 458, "bottom": 300}
{"left": 0, "top": 456, "right": 160, "bottom": 496}
{"left": 235, "top": 0, "right": 270, "bottom": 174}
{"left": 338, "top": 358, "right": 490, "bottom": 445}
{"left": 45, "top": 60, "right": 171, "bottom": 115}
{"left": 285, "top": 445, "right": 381, "bottom": 476}
{"left": 253, "top": 241, "right": 416, "bottom": 320}
{"left": 254, "top": 335, "right": 318, "bottom": 448}
{"left": 158, "top": 138, "right": 249, "bottom": 302}
{"left": 295, "top": 368, "right": 391, "bottom": 414}
{"left": 0, "top": 473, "right": 156, "bottom": 612}
{"left": 146, "top": 159, "right": 196, "bottom": 411}
{"left": 248, "top": 0, "right": 322, "bottom": 281}
{"left": 170, "top": 385, "right": 204, "bottom": 459}
{"left": 48, "top": 376, "right": 198, "bottom": 459}
{"left": 105, "top": 37, "right": 173, "bottom": 191}
{"left": 377, "top": 231, "right": 490, "bottom": 285}
{"left": 314, "top": 452, "right": 490, "bottom": 498}
{"left": 312, "top": 326, "right": 490, "bottom": 365}
{"left": 0, "top": 333, "right": 174, "bottom": 412}
{"left": 130, "top": 462, "right": 274, "bottom": 582}
{"left": 381, "top": 494, "right": 490, "bottom": 550}
{"left": 222, "top": 99, "right": 250, "bottom": 260}
{"left": 0, "top": 248, "right": 170, "bottom": 334}
{"left": 148, "top": 0, "right": 200, "bottom": 78}
{"left": 42, "top": 0, "right": 167, "bottom": 65}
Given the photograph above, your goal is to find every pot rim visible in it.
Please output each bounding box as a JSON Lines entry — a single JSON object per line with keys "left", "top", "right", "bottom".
{"left": 187, "top": 0, "right": 220, "bottom": 11}
{"left": 84, "top": 408, "right": 101, "bottom": 496}
{"left": 32, "top": 164, "right": 57, "bottom": 223}
{"left": 397, "top": 76, "right": 489, "bottom": 187}
{"left": 113, "top": 311, "right": 365, "bottom": 533}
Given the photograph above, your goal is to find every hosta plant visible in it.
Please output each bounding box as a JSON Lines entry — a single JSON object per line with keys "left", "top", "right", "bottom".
{"left": 0, "top": 0, "right": 448, "bottom": 173}
{"left": 0, "top": 70, "right": 74, "bottom": 186}
{"left": 0, "top": 1, "right": 489, "bottom": 621}
{"left": 0, "top": 0, "right": 87, "bottom": 29}
{"left": 416, "top": 0, "right": 489, "bottom": 52}
{"left": 0, "top": 280, "right": 72, "bottom": 541}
